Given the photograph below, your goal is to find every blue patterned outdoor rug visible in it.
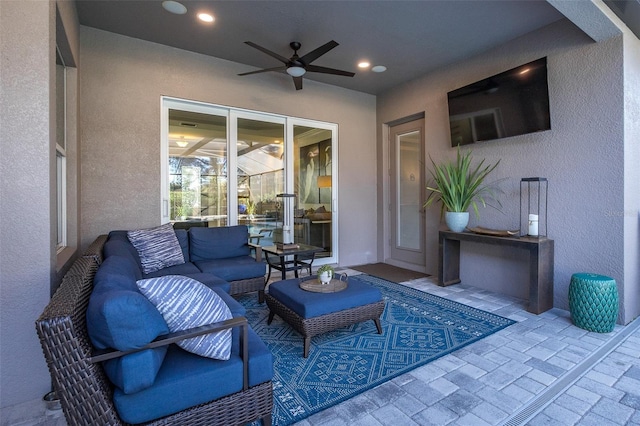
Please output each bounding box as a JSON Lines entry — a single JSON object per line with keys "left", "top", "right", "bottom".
{"left": 239, "top": 274, "right": 515, "bottom": 426}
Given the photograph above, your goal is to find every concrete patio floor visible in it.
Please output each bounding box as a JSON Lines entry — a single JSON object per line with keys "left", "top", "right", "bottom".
{"left": 11, "top": 269, "right": 640, "bottom": 426}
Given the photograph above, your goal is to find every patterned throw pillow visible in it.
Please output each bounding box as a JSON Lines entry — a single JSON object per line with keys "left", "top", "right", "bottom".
{"left": 136, "top": 275, "right": 233, "bottom": 360}
{"left": 127, "top": 223, "right": 185, "bottom": 274}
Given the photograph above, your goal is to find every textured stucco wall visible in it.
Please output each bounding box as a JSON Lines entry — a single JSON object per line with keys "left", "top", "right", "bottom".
{"left": 0, "top": 0, "right": 55, "bottom": 412}
{"left": 377, "top": 19, "right": 631, "bottom": 321}
{"left": 623, "top": 29, "right": 640, "bottom": 323}
{"left": 79, "top": 27, "right": 377, "bottom": 268}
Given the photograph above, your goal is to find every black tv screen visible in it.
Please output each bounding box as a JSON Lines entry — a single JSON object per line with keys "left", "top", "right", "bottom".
{"left": 447, "top": 57, "right": 550, "bottom": 147}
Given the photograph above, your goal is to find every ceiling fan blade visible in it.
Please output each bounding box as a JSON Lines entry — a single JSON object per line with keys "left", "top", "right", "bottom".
{"left": 238, "top": 66, "right": 286, "bottom": 76}
{"left": 293, "top": 76, "right": 303, "bottom": 90}
{"left": 299, "top": 40, "right": 339, "bottom": 64}
{"left": 306, "top": 64, "right": 355, "bottom": 77}
{"left": 244, "top": 41, "right": 290, "bottom": 64}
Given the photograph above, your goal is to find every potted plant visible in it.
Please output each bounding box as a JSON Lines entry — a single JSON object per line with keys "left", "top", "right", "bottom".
{"left": 317, "top": 264, "right": 334, "bottom": 284}
{"left": 246, "top": 199, "right": 256, "bottom": 219}
{"left": 424, "top": 145, "right": 501, "bottom": 232}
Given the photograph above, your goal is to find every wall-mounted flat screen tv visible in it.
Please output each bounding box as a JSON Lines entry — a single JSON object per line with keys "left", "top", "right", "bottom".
{"left": 447, "top": 57, "right": 550, "bottom": 147}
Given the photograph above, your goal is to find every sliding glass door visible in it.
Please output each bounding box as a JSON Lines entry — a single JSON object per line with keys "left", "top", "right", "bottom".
{"left": 161, "top": 98, "right": 338, "bottom": 264}
{"left": 234, "top": 113, "right": 285, "bottom": 247}
{"left": 293, "top": 123, "right": 335, "bottom": 258}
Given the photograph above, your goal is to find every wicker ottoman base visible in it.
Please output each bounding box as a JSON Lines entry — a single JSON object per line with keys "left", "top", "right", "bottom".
{"left": 265, "top": 293, "right": 384, "bottom": 358}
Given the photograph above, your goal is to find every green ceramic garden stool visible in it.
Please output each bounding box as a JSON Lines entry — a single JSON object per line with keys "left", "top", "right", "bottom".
{"left": 568, "top": 273, "right": 618, "bottom": 333}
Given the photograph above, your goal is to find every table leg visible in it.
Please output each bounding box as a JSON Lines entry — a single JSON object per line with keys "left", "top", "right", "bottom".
{"left": 280, "top": 255, "right": 287, "bottom": 280}
{"left": 439, "top": 234, "right": 461, "bottom": 286}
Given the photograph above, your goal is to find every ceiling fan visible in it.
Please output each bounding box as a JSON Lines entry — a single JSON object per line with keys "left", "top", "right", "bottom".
{"left": 238, "top": 40, "right": 355, "bottom": 90}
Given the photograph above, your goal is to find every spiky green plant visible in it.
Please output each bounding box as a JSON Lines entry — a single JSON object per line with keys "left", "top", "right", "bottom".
{"left": 424, "top": 146, "right": 501, "bottom": 218}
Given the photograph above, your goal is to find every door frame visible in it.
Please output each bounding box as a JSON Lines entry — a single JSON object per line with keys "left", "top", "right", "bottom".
{"left": 160, "top": 96, "right": 339, "bottom": 266}
{"left": 382, "top": 113, "right": 427, "bottom": 273}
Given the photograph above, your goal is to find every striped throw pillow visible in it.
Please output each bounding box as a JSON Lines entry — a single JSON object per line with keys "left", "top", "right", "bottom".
{"left": 127, "top": 223, "right": 185, "bottom": 274}
{"left": 136, "top": 275, "right": 233, "bottom": 360}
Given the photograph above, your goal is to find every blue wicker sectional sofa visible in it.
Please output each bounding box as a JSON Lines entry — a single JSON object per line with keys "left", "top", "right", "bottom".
{"left": 37, "top": 224, "right": 274, "bottom": 425}
{"left": 105, "top": 225, "right": 268, "bottom": 301}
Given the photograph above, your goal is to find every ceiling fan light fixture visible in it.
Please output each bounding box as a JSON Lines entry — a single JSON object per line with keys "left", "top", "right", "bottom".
{"left": 286, "top": 66, "right": 306, "bottom": 77}
{"left": 372, "top": 65, "right": 387, "bottom": 73}
{"left": 162, "top": 1, "right": 187, "bottom": 15}
{"left": 197, "top": 12, "right": 215, "bottom": 23}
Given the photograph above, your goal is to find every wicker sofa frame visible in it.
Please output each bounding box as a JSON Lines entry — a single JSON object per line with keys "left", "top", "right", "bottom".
{"left": 36, "top": 236, "right": 273, "bottom": 426}
{"left": 265, "top": 293, "right": 384, "bottom": 358}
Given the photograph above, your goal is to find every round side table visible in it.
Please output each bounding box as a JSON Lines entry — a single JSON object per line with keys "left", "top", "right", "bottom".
{"left": 568, "top": 273, "right": 618, "bottom": 333}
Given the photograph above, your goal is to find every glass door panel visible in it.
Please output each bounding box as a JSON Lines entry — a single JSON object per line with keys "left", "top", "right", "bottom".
{"left": 293, "top": 125, "right": 333, "bottom": 257}
{"left": 397, "top": 131, "right": 420, "bottom": 249}
{"left": 236, "top": 117, "right": 284, "bottom": 247}
{"left": 162, "top": 98, "right": 338, "bottom": 266}
{"left": 168, "top": 109, "right": 228, "bottom": 228}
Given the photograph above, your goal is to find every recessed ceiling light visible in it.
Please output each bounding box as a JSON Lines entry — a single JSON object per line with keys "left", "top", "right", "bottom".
{"left": 372, "top": 65, "right": 387, "bottom": 73}
{"left": 162, "top": 1, "right": 187, "bottom": 15}
{"left": 358, "top": 61, "right": 371, "bottom": 69}
{"left": 198, "top": 12, "right": 215, "bottom": 23}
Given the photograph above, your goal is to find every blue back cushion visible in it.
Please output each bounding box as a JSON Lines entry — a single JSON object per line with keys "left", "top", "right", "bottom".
{"left": 87, "top": 255, "right": 170, "bottom": 394}
{"left": 102, "top": 347, "right": 168, "bottom": 395}
{"left": 87, "top": 256, "right": 169, "bottom": 350}
{"left": 174, "top": 229, "right": 190, "bottom": 260}
{"left": 189, "top": 226, "right": 250, "bottom": 261}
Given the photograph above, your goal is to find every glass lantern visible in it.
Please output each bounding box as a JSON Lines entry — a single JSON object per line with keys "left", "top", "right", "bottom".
{"left": 520, "top": 178, "right": 548, "bottom": 238}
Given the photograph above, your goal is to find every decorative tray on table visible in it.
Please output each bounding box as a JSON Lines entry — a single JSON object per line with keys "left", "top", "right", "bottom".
{"left": 468, "top": 227, "right": 520, "bottom": 237}
{"left": 299, "top": 273, "right": 348, "bottom": 293}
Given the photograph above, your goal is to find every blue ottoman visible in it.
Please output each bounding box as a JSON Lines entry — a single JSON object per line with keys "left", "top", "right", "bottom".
{"left": 265, "top": 277, "right": 385, "bottom": 357}
{"left": 569, "top": 273, "right": 619, "bottom": 333}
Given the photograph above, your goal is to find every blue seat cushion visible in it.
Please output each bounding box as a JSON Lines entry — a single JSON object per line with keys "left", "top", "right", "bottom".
{"left": 183, "top": 273, "right": 231, "bottom": 294}
{"left": 143, "top": 261, "right": 201, "bottom": 278}
{"left": 194, "top": 257, "right": 265, "bottom": 282}
{"left": 189, "top": 226, "right": 250, "bottom": 261}
{"left": 268, "top": 277, "right": 383, "bottom": 318}
{"left": 211, "top": 287, "right": 246, "bottom": 317}
{"left": 112, "top": 327, "right": 273, "bottom": 424}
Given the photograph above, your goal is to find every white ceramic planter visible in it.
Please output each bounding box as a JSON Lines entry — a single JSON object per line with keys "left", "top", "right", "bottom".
{"left": 318, "top": 271, "right": 333, "bottom": 284}
{"left": 445, "top": 211, "right": 469, "bottom": 232}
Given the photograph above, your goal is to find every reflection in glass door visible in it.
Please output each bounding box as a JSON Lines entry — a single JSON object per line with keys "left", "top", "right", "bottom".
{"left": 236, "top": 117, "right": 284, "bottom": 247}
{"left": 293, "top": 125, "right": 334, "bottom": 258}
{"left": 167, "top": 108, "right": 228, "bottom": 228}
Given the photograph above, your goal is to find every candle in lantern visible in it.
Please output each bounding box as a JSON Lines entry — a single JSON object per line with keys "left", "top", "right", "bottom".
{"left": 528, "top": 214, "right": 539, "bottom": 236}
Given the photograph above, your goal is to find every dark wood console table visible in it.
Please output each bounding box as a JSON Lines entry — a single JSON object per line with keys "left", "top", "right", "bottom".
{"left": 438, "top": 230, "right": 554, "bottom": 314}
